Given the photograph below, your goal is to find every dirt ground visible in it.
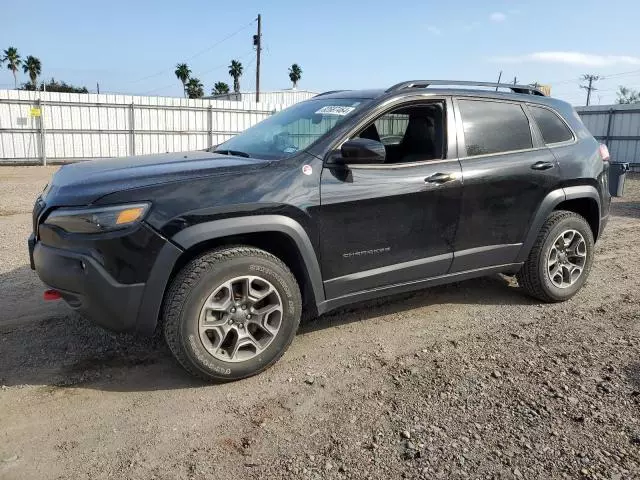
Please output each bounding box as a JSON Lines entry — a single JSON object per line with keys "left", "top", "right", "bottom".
{"left": 0, "top": 166, "right": 638, "bottom": 480}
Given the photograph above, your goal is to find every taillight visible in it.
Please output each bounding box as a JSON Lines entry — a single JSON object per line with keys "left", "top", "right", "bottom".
{"left": 599, "top": 144, "right": 610, "bottom": 161}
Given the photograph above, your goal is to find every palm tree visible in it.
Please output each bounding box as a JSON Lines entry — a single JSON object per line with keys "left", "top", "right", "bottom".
{"left": 22, "top": 56, "right": 42, "bottom": 88}
{"left": 186, "top": 77, "right": 204, "bottom": 99}
{"left": 2, "top": 47, "right": 22, "bottom": 88}
{"left": 174, "top": 63, "right": 191, "bottom": 98}
{"left": 228, "top": 60, "right": 243, "bottom": 94}
{"left": 288, "top": 63, "right": 302, "bottom": 89}
{"left": 212, "top": 81, "right": 230, "bottom": 96}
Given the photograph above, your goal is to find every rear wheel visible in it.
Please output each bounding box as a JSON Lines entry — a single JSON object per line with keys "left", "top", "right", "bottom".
{"left": 517, "top": 211, "right": 594, "bottom": 302}
{"left": 163, "top": 246, "right": 302, "bottom": 382}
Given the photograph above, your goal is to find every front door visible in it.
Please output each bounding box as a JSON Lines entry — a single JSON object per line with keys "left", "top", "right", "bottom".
{"left": 319, "top": 99, "right": 462, "bottom": 299}
{"left": 451, "top": 97, "right": 561, "bottom": 272}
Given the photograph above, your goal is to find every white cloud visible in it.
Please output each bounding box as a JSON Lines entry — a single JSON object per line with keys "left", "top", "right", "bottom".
{"left": 427, "top": 25, "right": 442, "bottom": 36}
{"left": 491, "top": 51, "right": 640, "bottom": 67}
{"left": 490, "top": 12, "right": 507, "bottom": 22}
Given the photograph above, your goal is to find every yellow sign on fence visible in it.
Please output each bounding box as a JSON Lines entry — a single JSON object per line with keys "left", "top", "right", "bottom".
{"left": 29, "top": 107, "right": 41, "bottom": 117}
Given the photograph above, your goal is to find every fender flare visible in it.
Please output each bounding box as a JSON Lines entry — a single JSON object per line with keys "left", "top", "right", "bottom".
{"left": 136, "top": 215, "right": 325, "bottom": 335}
{"left": 515, "top": 185, "right": 601, "bottom": 263}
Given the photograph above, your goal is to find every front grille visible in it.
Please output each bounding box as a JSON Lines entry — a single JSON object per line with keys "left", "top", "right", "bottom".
{"left": 32, "top": 197, "right": 46, "bottom": 236}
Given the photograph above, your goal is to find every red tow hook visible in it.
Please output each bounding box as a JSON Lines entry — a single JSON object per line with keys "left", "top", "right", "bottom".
{"left": 43, "top": 289, "right": 62, "bottom": 301}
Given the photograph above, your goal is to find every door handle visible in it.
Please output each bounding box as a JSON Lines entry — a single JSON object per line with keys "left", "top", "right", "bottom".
{"left": 531, "top": 161, "right": 555, "bottom": 171}
{"left": 425, "top": 172, "right": 456, "bottom": 184}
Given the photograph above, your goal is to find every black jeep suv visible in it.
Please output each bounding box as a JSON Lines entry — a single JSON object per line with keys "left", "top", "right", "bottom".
{"left": 29, "top": 80, "right": 611, "bottom": 381}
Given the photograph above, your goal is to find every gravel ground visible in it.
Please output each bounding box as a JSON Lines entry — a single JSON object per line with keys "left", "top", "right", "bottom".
{"left": 0, "top": 166, "right": 638, "bottom": 480}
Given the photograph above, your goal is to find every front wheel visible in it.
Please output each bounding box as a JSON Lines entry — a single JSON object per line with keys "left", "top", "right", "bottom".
{"left": 163, "top": 246, "right": 302, "bottom": 382}
{"left": 517, "top": 210, "right": 595, "bottom": 302}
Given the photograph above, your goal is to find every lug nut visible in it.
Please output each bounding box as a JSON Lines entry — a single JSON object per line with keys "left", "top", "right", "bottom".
{"left": 230, "top": 307, "right": 236, "bottom": 313}
{"left": 238, "top": 323, "right": 244, "bottom": 329}
{"left": 241, "top": 305, "right": 247, "bottom": 310}
{"left": 246, "top": 314, "right": 251, "bottom": 320}
{"left": 228, "top": 319, "right": 234, "bottom": 325}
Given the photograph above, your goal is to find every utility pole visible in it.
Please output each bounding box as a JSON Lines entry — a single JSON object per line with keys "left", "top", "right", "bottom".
{"left": 254, "top": 14, "right": 262, "bottom": 103}
{"left": 580, "top": 74, "right": 600, "bottom": 106}
{"left": 495, "top": 70, "right": 502, "bottom": 91}
{"left": 96, "top": 82, "right": 100, "bottom": 94}
{"left": 513, "top": 76, "right": 518, "bottom": 85}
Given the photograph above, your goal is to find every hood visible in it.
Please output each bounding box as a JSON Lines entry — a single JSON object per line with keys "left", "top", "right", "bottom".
{"left": 43, "top": 151, "right": 271, "bottom": 206}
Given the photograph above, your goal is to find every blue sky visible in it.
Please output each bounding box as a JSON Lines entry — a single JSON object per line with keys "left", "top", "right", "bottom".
{"left": 3, "top": 0, "right": 640, "bottom": 105}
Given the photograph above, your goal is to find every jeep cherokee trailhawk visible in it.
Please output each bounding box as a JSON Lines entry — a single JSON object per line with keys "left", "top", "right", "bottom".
{"left": 29, "top": 80, "right": 611, "bottom": 381}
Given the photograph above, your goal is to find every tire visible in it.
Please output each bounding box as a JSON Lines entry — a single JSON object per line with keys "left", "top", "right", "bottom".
{"left": 163, "top": 246, "right": 302, "bottom": 382}
{"left": 517, "top": 210, "right": 594, "bottom": 303}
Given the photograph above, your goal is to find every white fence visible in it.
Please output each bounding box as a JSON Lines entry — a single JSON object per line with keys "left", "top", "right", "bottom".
{"left": 0, "top": 90, "right": 288, "bottom": 164}
{"left": 6, "top": 91, "right": 636, "bottom": 169}
{"left": 576, "top": 104, "right": 640, "bottom": 171}
{"left": 207, "top": 89, "right": 317, "bottom": 104}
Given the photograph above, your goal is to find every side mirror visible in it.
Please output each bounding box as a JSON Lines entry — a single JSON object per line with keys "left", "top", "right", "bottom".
{"left": 337, "top": 138, "right": 386, "bottom": 165}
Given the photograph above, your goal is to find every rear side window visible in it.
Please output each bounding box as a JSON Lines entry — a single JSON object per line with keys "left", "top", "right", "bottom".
{"left": 458, "top": 99, "right": 533, "bottom": 156}
{"left": 529, "top": 105, "right": 574, "bottom": 144}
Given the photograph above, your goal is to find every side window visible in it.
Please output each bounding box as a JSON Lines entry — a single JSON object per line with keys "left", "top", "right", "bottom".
{"left": 529, "top": 105, "right": 574, "bottom": 144}
{"left": 356, "top": 102, "right": 446, "bottom": 164}
{"left": 458, "top": 100, "right": 533, "bottom": 156}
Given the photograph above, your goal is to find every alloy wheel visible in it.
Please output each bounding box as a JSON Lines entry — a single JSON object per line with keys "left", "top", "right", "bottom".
{"left": 198, "top": 275, "right": 283, "bottom": 362}
{"left": 547, "top": 229, "right": 588, "bottom": 288}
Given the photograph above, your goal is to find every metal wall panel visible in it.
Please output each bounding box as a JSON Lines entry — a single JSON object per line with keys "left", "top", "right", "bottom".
{"left": 0, "top": 89, "right": 286, "bottom": 164}
{"left": 577, "top": 104, "right": 640, "bottom": 171}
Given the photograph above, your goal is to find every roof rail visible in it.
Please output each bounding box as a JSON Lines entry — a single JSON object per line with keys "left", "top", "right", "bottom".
{"left": 315, "top": 89, "right": 348, "bottom": 97}
{"left": 385, "top": 80, "right": 545, "bottom": 96}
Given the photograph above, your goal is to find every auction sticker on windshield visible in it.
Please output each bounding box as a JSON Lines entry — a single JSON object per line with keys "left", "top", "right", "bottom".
{"left": 315, "top": 105, "right": 356, "bottom": 116}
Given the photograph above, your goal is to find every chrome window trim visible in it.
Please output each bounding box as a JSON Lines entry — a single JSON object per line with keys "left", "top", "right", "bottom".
{"left": 346, "top": 158, "right": 459, "bottom": 170}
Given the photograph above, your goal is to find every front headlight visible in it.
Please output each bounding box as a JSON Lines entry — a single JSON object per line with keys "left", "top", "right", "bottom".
{"left": 44, "top": 203, "right": 150, "bottom": 234}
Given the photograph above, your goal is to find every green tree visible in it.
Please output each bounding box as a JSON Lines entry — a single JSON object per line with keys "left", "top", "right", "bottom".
{"left": 212, "top": 81, "right": 230, "bottom": 95}
{"left": 174, "top": 63, "right": 191, "bottom": 98}
{"left": 228, "top": 60, "right": 243, "bottom": 94}
{"left": 22, "top": 55, "right": 42, "bottom": 88}
{"left": 1, "top": 47, "right": 22, "bottom": 88}
{"left": 288, "top": 63, "right": 302, "bottom": 88}
{"left": 20, "top": 78, "right": 88, "bottom": 93}
{"left": 616, "top": 86, "right": 640, "bottom": 104}
{"left": 186, "top": 77, "right": 204, "bottom": 99}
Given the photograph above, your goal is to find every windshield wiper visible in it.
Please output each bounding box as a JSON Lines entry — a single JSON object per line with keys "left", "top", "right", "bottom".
{"left": 213, "top": 149, "right": 252, "bottom": 158}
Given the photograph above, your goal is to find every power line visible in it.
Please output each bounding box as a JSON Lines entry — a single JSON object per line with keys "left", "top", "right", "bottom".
{"left": 140, "top": 51, "right": 254, "bottom": 96}
{"left": 601, "top": 68, "right": 640, "bottom": 79}
{"left": 200, "top": 50, "right": 255, "bottom": 86}
{"left": 126, "top": 19, "right": 256, "bottom": 86}
{"left": 186, "top": 20, "right": 255, "bottom": 62}
{"left": 548, "top": 67, "right": 640, "bottom": 87}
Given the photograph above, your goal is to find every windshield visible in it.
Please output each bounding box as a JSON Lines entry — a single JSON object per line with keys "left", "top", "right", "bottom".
{"left": 212, "top": 97, "right": 368, "bottom": 160}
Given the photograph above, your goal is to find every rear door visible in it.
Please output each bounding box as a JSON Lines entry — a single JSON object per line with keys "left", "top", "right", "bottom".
{"left": 451, "top": 97, "right": 561, "bottom": 272}
{"left": 319, "top": 98, "right": 462, "bottom": 299}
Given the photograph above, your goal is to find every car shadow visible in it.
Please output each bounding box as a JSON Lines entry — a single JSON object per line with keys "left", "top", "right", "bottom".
{"left": 300, "top": 273, "right": 533, "bottom": 334}
{"left": 0, "top": 263, "right": 537, "bottom": 392}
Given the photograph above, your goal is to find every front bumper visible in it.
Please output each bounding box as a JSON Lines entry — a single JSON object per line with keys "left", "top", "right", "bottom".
{"left": 31, "top": 241, "right": 145, "bottom": 332}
